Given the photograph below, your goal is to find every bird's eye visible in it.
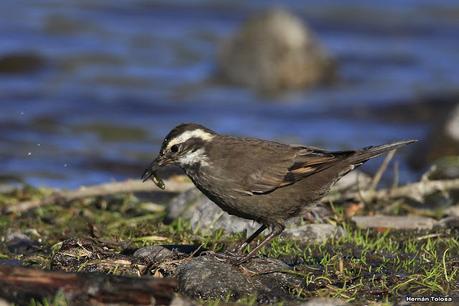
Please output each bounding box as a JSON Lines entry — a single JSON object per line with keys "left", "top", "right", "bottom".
{"left": 170, "top": 144, "right": 179, "bottom": 153}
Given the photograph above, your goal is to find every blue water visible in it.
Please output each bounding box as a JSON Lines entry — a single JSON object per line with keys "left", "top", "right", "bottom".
{"left": 1, "top": 0, "right": 458, "bottom": 188}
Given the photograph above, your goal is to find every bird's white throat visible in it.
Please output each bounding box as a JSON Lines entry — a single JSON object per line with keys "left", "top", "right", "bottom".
{"left": 178, "top": 148, "right": 209, "bottom": 167}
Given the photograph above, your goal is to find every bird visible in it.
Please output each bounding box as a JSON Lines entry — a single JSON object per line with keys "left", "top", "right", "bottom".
{"left": 142, "top": 123, "right": 416, "bottom": 264}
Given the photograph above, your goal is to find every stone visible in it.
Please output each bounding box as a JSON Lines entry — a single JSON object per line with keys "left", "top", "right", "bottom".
{"left": 445, "top": 205, "right": 459, "bottom": 217}
{"left": 217, "top": 8, "right": 335, "bottom": 93}
{"left": 436, "top": 216, "right": 459, "bottom": 229}
{"left": 426, "top": 156, "right": 459, "bottom": 180}
{"left": 352, "top": 215, "right": 437, "bottom": 230}
{"left": 134, "top": 245, "right": 178, "bottom": 263}
{"left": 332, "top": 170, "right": 371, "bottom": 192}
{"left": 300, "top": 297, "right": 348, "bottom": 306}
{"left": 0, "top": 53, "right": 45, "bottom": 74}
{"left": 168, "top": 188, "right": 259, "bottom": 236}
{"left": 169, "top": 295, "right": 198, "bottom": 306}
{"left": 177, "top": 256, "right": 251, "bottom": 300}
{"left": 176, "top": 256, "right": 303, "bottom": 302}
{"left": 5, "top": 231, "right": 39, "bottom": 254}
{"left": 284, "top": 224, "right": 346, "bottom": 243}
{"left": 133, "top": 245, "right": 200, "bottom": 264}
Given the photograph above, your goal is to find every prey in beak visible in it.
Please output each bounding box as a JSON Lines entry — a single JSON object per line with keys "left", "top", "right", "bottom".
{"left": 141, "top": 157, "right": 167, "bottom": 190}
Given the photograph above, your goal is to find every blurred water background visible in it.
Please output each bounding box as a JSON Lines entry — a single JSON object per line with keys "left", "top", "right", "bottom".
{"left": 1, "top": 0, "right": 459, "bottom": 188}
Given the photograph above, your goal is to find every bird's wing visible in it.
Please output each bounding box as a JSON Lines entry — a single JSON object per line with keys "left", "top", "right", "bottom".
{"left": 242, "top": 146, "right": 353, "bottom": 195}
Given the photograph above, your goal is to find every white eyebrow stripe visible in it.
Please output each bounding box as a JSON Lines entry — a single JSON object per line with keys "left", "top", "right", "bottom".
{"left": 166, "top": 129, "right": 214, "bottom": 149}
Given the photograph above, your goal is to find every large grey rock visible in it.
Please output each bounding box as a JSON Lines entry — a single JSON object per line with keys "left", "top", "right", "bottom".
{"left": 168, "top": 188, "right": 259, "bottom": 235}
{"left": 218, "top": 8, "right": 335, "bottom": 93}
{"left": 352, "top": 215, "right": 437, "bottom": 230}
{"left": 176, "top": 256, "right": 303, "bottom": 302}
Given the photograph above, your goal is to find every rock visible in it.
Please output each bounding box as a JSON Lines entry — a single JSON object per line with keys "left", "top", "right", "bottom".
{"left": 134, "top": 245, "right": 178, "bottom": 263}
{"left": 134, "top": 245, "right": 200, "bottom": 264}
{"left": 332, "top": 170, "right": 371, "bottom": 192}
{"left": 168, "top": 188, "right": 259, "bottom": 235}
{"left": 284, "top": 224, "right": 345, "bottom": 243}
{"left": 5, "top": 231, "right": 39, "bottom": 254}
{"left": 352, "top": 215, "right": 437, "bottom": 230}
{"left": 176, "top": 256, "right": 303, "bottom": 302}
{"left": 177, "top": 256, "right": 251, "bottom": 300}
{"left": 218, "top": 8, "right": 335, "bottom": 93}
{"left": 300, "top": 297, "right": 348, "bottom": 306}
{"left": 436, "top": 216, "right": 459, "bottom": 229}
{"left": 445, "top": 205, "right": 459, "bottom": 217}
{"left": 0, "top": 53, "right": 45, "bottom": 74}
{"left": 0, "top": 182, "right": 23, "bottom": 194}
{"left": 426, "top": 156, "right": 459, "bottom": 180}
{"left": 0, "top": 259, "right": 22, "bottom": 267}
{"left": 243, "top": 257, "right": 304, "bottom": 303}
{"left": 170, "top": 295, "right": 198, "bottom": 306}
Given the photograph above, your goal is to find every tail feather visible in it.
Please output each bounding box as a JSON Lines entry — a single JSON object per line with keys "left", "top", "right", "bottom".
{"left": 349, "top": 139, "right": 417, "bottom": 164}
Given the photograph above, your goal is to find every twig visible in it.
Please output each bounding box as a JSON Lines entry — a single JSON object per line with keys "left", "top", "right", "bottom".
{"left": 5, "top": 178, "right": 194, "bottom": 214}
{"left": 324, "top": 178, "right": 459, "bottom": 204}
{"left": 391, "top": 160, "right": 399, "bottom": 189}
{"left": 369, "top": 149, "right": 396, "bottom": 190}
{"left": 362, "top": 178, "right": 459, "bottom": 202}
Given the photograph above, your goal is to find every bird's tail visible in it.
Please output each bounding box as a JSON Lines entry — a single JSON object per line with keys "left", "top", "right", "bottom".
{"left": 349, "top": 139, "right": 417, "bottom": 164}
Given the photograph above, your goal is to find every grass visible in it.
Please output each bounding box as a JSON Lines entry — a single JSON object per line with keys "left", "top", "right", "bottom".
{"left": 0, "top": 186, "right": 458, "bottom": 305}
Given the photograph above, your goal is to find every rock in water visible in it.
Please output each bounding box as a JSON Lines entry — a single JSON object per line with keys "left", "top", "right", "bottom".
{"left": 0, "top": 53, "right": 45, "bottom": 74}
{"left": 218, "top": 8, "right": 335, "bottom": 93}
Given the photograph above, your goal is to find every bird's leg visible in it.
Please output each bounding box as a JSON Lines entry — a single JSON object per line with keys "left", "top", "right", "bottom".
{"left": 232, "top": 224, "right": 267, "bottom": 254}
{"left": 231, "top": 224, "right": 285, "bottom": 265}
{"left": 202, "top": 225, "right": 267, "bottom": 261}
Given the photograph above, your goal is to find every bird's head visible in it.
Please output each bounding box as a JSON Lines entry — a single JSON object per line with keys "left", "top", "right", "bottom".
{"left": 141, "top": 123, "right": 215, "bottom": 182}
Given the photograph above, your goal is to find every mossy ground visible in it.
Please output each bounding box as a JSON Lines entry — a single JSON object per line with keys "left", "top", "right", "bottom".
{"left": 0, "top": 186, "right": 458, "bottom": 305}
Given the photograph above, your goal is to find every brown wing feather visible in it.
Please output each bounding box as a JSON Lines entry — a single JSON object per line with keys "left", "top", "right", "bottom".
{"left": 245, "top": 146, "right": 354, "bottom": 195}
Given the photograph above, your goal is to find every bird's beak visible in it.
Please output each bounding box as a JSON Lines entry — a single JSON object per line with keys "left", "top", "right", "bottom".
{"left": 141, "top": 156, "right": 168, "bottom": 182}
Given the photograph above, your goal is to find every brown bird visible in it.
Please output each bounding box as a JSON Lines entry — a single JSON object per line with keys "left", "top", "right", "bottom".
{"left": 142, "top": 123, "right": 415, "bottom": 264}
